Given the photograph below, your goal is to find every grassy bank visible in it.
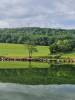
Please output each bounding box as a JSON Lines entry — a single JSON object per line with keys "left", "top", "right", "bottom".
{"left": 0, "top": 43, "right": 75, "bottom": 58}
{"left": 0, "top": 61, "right": 49, "bottom": 69}
{"left": 62, "top": 52, "right": 75, "bottom": 58}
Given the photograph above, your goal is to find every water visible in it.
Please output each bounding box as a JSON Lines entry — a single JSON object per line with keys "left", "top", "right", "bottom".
{"left": 0, "top": 63, "right": 75, "bottom": 100}
{"left": 0, "top": 83, "right": 75, "bottom": 100}
{"left": 0, "top": 64, "right": 75, "bottom": 84}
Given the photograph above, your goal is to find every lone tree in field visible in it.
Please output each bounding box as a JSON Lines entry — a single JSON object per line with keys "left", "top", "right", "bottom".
{"left": 25, "top": 36, "right": 38, "bottom": 58}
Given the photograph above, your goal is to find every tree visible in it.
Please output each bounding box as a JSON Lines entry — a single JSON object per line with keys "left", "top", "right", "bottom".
{"left": 49, "top": 43, "right": 58, "bottom": 54}
{"left": 49, "top": 39, "right": 74, "bottom": 54}
{"left": 25, "top": 36, "right": 38, "bottom": 58}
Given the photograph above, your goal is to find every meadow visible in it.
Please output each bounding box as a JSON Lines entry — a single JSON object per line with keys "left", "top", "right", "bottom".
{"left": 0, "top": 43, "right": 49, "bottom": 57}
{"left": 0, "top": 43, "right": 75, "bottom": 58}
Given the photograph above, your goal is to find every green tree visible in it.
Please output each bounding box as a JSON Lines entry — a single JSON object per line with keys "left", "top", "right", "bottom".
{"left": 25, "top": 36, "right": 38, "bottom": 58}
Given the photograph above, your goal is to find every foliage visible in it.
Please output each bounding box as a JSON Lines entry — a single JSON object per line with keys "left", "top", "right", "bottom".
{"left": 25, "top": 39, "right": 38, "bottom": 58}
{"left": 0, "top": 27, "right": 74, "bottom": 45}
{"left": 50, "top": 39, "right": 75, "bottom": 54}
{"left": 0, "top": 27, "right": 75, "bottom": 53}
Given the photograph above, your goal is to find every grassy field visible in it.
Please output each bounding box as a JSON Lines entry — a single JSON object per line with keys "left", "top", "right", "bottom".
{"left": 62, "top": 52, "right": 75, "bottom": 58}
{"left": 0, "top": 43, "right": 49, "bottom": 57}
{"left": 0, "top": 43, "right": 75, "bottom": 58}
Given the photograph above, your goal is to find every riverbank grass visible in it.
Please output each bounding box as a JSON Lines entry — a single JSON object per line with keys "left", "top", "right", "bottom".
{"left": 0, "top": 61, "right": 49, "bottom": 68}
{"left": 0, "top": 43, "right": 75, "bottom": 58}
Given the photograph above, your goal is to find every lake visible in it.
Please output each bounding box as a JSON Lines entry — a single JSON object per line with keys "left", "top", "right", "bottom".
{"left": 0, "top": 83, "right": 75, "bottom": 100}
{"left": 0, "top": 63, "right": 75, "bottom": 100}
{"left": 0, "top": 63, "right": 75, "bottom": 84}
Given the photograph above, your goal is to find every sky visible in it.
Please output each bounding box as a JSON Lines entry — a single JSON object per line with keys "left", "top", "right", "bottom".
{"left": 0, "top": 0, "right": 75, "bottom": 29}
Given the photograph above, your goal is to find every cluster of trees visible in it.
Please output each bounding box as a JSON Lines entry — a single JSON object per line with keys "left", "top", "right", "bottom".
{"left": 0, "top": 27, "right": 75, "bottom": 54}
{"left": 0, "top": 27, "right": 74, "bottom": 45}
{"left": 50, "top": 39, "right": 75, "bottom": 53}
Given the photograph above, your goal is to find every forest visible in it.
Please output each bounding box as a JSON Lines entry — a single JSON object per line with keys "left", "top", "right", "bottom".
{"left": 0, "top": 27, "right": 75, "bottom": 54}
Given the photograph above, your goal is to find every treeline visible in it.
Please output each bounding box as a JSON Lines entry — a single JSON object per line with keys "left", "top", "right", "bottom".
{"left": 0, "top": 27, "right": 75, "bottom": 53}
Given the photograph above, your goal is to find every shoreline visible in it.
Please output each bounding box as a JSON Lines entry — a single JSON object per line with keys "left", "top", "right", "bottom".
{"left": 0, "top": 56, "right": 75, "bottom": 63}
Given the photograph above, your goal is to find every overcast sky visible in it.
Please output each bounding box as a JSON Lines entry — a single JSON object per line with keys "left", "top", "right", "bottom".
{"left": 0, "top": 0, "right": 75, "bottom": 29}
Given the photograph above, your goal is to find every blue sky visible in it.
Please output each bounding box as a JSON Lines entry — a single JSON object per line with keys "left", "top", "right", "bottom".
{"left": 0, "top": 0, "right": 75, "bottom": 29}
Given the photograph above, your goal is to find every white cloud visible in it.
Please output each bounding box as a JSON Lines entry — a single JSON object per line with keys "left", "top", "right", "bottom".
{"left": 0, "top": 0, "right": 75, "bottom": 28}
{"left": 0, "top": 20, "right": 9, "bottom": 28}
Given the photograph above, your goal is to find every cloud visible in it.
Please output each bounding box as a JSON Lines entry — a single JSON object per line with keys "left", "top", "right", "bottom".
{"left": 0, "top": 20, "right": 9, "bottom": 28}
{"left": 0, "top": 0, "right": 75, "bottom": 28}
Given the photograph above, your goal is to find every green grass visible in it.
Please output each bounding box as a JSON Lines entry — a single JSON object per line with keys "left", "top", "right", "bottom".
{"left": 0, "top": 61, "right": 49, "bottom": 69}
{"left": 62, "top": 52, "right": 75, "bottom": 58}
{"left": 0, "top": 43, "right": 49, "bottom": 57}
{"left": 0, "top": 43, "right": 75, "bottom": 58}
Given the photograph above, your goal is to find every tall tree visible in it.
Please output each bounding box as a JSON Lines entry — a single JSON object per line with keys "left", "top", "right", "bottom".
{"left": 25, "top": 36, "right": 38, "bottom": 58}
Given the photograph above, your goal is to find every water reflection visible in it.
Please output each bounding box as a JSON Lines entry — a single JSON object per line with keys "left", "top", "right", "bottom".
{"left": 0, "top": 83, "right": 75, "bottom": 100}
{"left": 0, "top": 62, "right": 75, "bottom": 84}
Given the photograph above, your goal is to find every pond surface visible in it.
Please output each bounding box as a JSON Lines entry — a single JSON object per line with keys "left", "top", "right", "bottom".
{"left": 0, "top": 64, "right": 75, "bottom": 84}
{"left": 0, "top": 83, "right": 75, "bottom": 100}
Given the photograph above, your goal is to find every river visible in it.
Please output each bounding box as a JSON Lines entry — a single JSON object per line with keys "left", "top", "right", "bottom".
{"left": 0, "top": 83, "right": 75, "bottom": 100}
{"left": 0, "top": 63, "right": 75, "bottom": 100}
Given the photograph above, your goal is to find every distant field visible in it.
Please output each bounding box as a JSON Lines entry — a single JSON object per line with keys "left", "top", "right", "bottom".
{"left": 0, "top": 43, "right": 49, "bottom": 57}
{"left": 0, "top": 43, "right": 75, "bottom": 58}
